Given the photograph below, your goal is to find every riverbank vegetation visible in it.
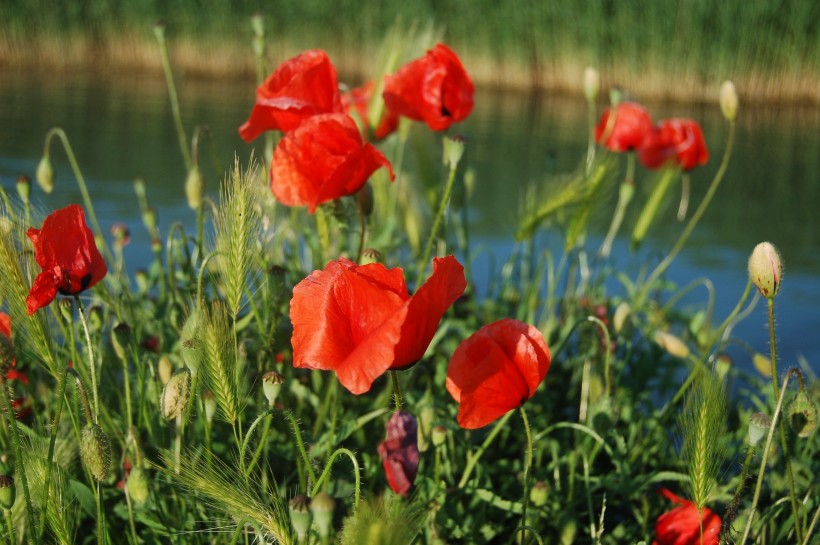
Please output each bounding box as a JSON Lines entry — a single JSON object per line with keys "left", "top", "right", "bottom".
{"left": 1, "top": 0, "right": 819, "bottom": 103}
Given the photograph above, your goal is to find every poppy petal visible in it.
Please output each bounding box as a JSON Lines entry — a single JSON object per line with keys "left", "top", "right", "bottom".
{"left": 0, "top": 312, "right": 10, "bottom": 338}
{"left": 26, "top": 270, "right": 59, "bottom": 315}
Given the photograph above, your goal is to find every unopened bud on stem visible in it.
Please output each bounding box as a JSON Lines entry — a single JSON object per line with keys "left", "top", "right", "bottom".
{"left": 748, "top": 242, "right": 782, "bottom": 299}
{"left": 720, "top": 81, "right": 738, "bottom": 122}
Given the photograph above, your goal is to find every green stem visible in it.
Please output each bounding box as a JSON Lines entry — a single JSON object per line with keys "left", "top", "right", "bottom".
{"left": 75, "top": 297, "right": 99, "bottom": 424}
{"left": 0, "top": 378, "right": 38, "bottom": 544}
{"left": 390, "top": 370, "right": 403, "bottom": 412}
{"left": 586, "top": 316, "right": 612, "bottom": 398}
{"left": 282, "top": 410, "right": 317, "bottom": 490}
{"left": 240, "top": 409, "right": 274, "bottom": 478}
{"left": 153, "top": 25, "right": 192, "bottom": 170}
{"left": 458, "top": 411, "right": 514, "bottom": 489}
{"left": 415, "top": 162, "right": 459, "bottom": 285}
{"left": 518, "top": 407, "right": 533, "bottom": 545}
{"left": 311, "top": 448, "right": 361, "bottom": 509}
{"left": 599, "top": 154, "right": 635, "bottom": 257}
{"left": 37, "top": 365, "right": 70, "bottom": 541}
{"left": 637, "top": 122, "right": 736, "bottom": 306}
{"left": 767, "top": 298, "right": 803, "bottom": 542}
{"left": 197, "top": 251, "right": 221, "bottom": 303}
{"left": 707, "top": 280, "right": 753, "bottom": 352}
{"left": 3, "top": 509, "right": 13, "bottom": 545}
{"left": 801, "top": 503, "right": 820, "bottom": 545}
{"left": 631, "top": 167, "right": 679, "bottom": 248}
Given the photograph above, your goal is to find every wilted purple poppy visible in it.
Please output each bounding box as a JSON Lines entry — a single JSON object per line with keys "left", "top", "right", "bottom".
{"left": 377, "top": 411, "right": 420, "bottom": 497}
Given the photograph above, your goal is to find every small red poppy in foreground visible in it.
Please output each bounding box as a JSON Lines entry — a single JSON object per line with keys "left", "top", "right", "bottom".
{"left": 341, "top": 81, "right": 400, "bottom": 141}
{"left": 653, "top": 488, "right": 721, "bottom": 545}
{"left": 638, "top": 119, "right": 709, "bottom": 171}
{"left": 594, "top": 102, "right": 654, "bottom": 152}
{"left": 290, "top": 255, "right": 466, "bottom": 394}
{"left": 271, "top": 113, "right": 395, "bottom": 213}
{"left": 383, "top": 43, "right": 475, "bottom": 131}
{"left": 238, "top": 49, "right": 343, "bottom": 142}
{"left": 446, "top": 318, "right": 551, "bottom": 429}
{"left": 0, "top": 313, "right": 27, "bottom": 384}
{"left": 377, "top": 411, "right": 420, "bottom": 497}
{"left": 26, "top": 204, "right": 107, "bottom": 315}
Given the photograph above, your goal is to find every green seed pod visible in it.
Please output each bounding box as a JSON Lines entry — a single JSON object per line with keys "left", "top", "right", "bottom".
{"left": 359, "top": 248, "right": 382, "bottom": 265}
{"left": 81, "top": 424, "right": 112, "bottom": 481}
{"left": 310, "top": 492, "right": 336, "bottom": 539}
{"left": 16, "top": 175, "right": 31, "bottom": 204}
{"left": 529, "top": 480, "right": 549, "bottom": 508}
{"left": 160, "top": 368, "right": 191, "bottom": 421}
{"left": 748, "top": 242, "right": 782, "bottom": 299}
{"left": 36, "top": 155, "right": 54, "bottom": 194}
{"left": 0, "top": 474, "right": 15, "bottom": 510}
{"left": 748, "top": 412, "right": 771, "bottom": 447}
{"left": 788, "top": 390, "right": 817, "bottom": 438}
{"left": 262, "top": 371, "right": 284, "bottom": 407}
{"left": 288, "top": 495, "right": 312, "bottom": 541}
{"left": 184, "top": 165, "right": 205, "bottom": 210}
{"left": 126, "top": 466, "right": 150, "bottom": 504}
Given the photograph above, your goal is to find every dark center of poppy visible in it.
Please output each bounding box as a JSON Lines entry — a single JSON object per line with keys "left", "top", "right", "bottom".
{"left": 441, "top": 105, "right": 451, "bottom": 118}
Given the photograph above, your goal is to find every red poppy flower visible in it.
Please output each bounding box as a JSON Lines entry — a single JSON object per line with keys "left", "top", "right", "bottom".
{"left": 271, "top": 113, "right": 395, "bottom": 213}
{"left": 638, "top": 119, "right": 709, "bottom": 171}
{"left": 238, "top": 49, "right": 343, "bottom": 142}
{"left": 446, "top": 319, "right": 551, "bottom": 429}
{"left": 26, "top": 204, "right": 107, "bottom": 315}
{"left": 594, "top": 102, "right": 654, "bottom": 152}
{"left": 377, "top": 411, "right": 420, "bottom": 497}
{"left": 653, "top": 488, "right": 721, "bottom": 545}
{"left": 383, "top": 44, "right": 475, "bottom": 131}
{"left": 1, "top": 312, "right": 27, "bottom": 385}
{"left": 290, "top": 255, "right": 466, "bottom": 395}
{"left": 341, "top": 80, "right": 400, "bottom": 141}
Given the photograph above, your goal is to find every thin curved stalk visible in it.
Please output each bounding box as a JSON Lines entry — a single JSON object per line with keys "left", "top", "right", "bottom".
{"left": 415, "top": 161, "right": 459, "bottom": 285}
{"left": 458, "top": 411, "right": 513, "bottom": 488}
{"left": 311, "top": 448, "right": 361, "bottom": 509}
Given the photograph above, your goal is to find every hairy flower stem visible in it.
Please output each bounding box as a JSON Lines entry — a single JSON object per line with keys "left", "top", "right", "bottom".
{"left": 311, "top": 448, "right": 361, "bottom": 508}
{"left": 415, "top": 160, "right": 459, "bottom": 285}
{"left": 0, "top": 377, "right": 38, "bottom": 545}
{"left": 767, "top": 298, "right": 803, "bottom": 541}
{"left": 458, "top": 411, "right": 514, "bottom": 488}
{"left": 636, "top": 121, "right": 735, "bottom": 307}
{"left": 720, "top": 445, "right": 755, "bottom": 544}
{"left": 739, "top": 368, "right": 802, "bottom": 545}
{"left": 518, "top": 407, "right": 533, "bottom": 545}
{"left": 37, "top": 364, "right": 71, "bottom": 541}
{"left": 3, "top": 509, "right": 13, "bottom": 545}
{"left": 390, "top": 370, "right": 403, "bottom": 412}
{"left": 599, "top": 154, "right": 635, "bottom": 258}
{"left": 153, "top": 25, "right": 192, "bottom": 170}
{"left": 75, "top": 297, "right": 99, "bottom": 424}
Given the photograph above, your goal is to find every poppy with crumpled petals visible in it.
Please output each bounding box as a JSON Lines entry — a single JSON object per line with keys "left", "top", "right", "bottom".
{"left": 638, "top": 119, "right": 709, "bottom": 171}
{"left": 653, "top": 488, "right": 721, "bottom": 545}
{"left": 290, "top": 255, "right": 466, "bottom": 395}
{"left": 271, "top": 113, "right": 395, "bottom": 213}
{"left": 377, "top": 411, "right": 419, "bottom": 497}
{"left": 383, "top": 43, "right": 474, "bottom": 131}
{"left": 26, "top": 204, "right": 107, "bottom": 315}
{"left": 341, "top": 81, "right": 400, "bottom": 141}
{"left": 446, "top": 319, "right": 551, "bottom": 429}
{"left": 594, "top": 102, "right": 654, "bottom": 152}
{"left": 238, "top": 49, "right": 343, "bottom": 142}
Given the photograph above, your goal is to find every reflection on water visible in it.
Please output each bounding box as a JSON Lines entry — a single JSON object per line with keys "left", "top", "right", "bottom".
{"left": 0, "top": 71, "right": 818, "bottom": 370}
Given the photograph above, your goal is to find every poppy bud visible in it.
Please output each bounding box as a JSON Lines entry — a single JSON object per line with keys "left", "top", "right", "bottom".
{"left": 0, "top": 475, "right": 14, "bottom": 511}
{"left": 16, "top": 175, "right": 31, "bottom": 204}
{"left": 355, "top": 183, "right": 374, "bottom": 217}
{"left": 158, "top": 358, "right": 174, "bottom": 388}
{"left": 443, "top": 135, "right": 466, "bottom": 170}
{"left": 612, "top": 302, "right": 631, "bottom": 334}
{"left": 251, "top": 13, "right": 265, "bottom": 39}
{"left": 310, "top": 491, "right": 336, "bottom": 538}
{"left": 288, "top": 495, "right": 312, "bottom": 540}
{"left": 788, "top": 390, "right": 817, "bottom": 438}
{"left": 180, "top": 338, "right": 202, "bottom": 375}
{"left": 752, "top": 353, "right": 772, "bottom": 377}
{"left": 142, "top": 208, "right": 158, "bottom": 234}
{"left": 715, "top": 354, "right": 732, "bottom": 381}
{"left": 152, "top": 20, "right": 167, "bottom": 42}
{"left": 377, "top": 411, "right": 419, "bottom": 497}
{"left": 160, "top": 368, "right": 191, "bottom": 420}
{"left": 431, "top": 425, "right": 447, "bottom": 448}
{"left": 262, "top": 371, "right": 284, "bottom": 407}
{"left": 36, "top": 155, "right": 54, "bottom": 194}
{"left": 584, "top": 67, "right": 600, "bottom": 102}
{"left": 88, "top": 305, "right": 104, "bottom": 332}
{"left": 417, "top": 406, "right": 435, "bottom": 453}
{"left": 135, "top": 269, "right": 150, "bottom": 295}
{"left": 184, "top": 165, "right": 205, "bottom": 210}
{"left": 654, "top": 331, "right": 690, "bottom": 359}
{"left": 202, "top": 390, "right": 216, "bottom": 425}
{"left": 748, "top": 242, "right": 782, "bottom": 299}
{"left": 530, "top": 480, "right": 549, "bottom": 507}
{"left": 111, "top": 322, "right": 131, "bottom": 361}
{"left": 126, "top": 466, "right": 150, "bottom": 504}
{"left": 720, "top": 81, "right": 738, "bottom": 122}
{"left": 80, "top": 424, "right": 112, "bottom": 481}
{"left": 748, "top": 412, "right": 771, "bottom": 447}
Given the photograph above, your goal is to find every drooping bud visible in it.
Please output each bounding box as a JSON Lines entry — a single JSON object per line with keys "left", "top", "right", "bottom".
{"left": 752, "top": 353, "right": 772, "bottom": 377}
{"left": 160, "top": 368, "right": 191, "bottom": 420}
{"left": 262, "top": 371, "right": 284, "bottom": 407}
{"left": 289, "top": 495, "right": 312, "bottom": 540}
{"left": 202, "top": 391, "right": 216, "bottom": 425}
{"left": 80, "top": 424, "right": 112, "bottom": 481}
{"left": 184, "top": 165, "right": 205, "bottom": 209}
{"left": 654, "top": 331, "right": 690, "bottom": 359}
{"left": 377, "top": 411, "right": 419, "bottom": 497}
{"left": 310, "top": 492, "right": 336, "bottom": 539}
{"left": 720, "top": 81, "right": 738, "bottom": 122}
{"left": 158, "top": 355, "right": 173, "bottom": 386}
{"left": 748, "top": 242, "right": 782, "bottom": 299}
{"left": 788, "top": 390, "right": 817, "bottom": 438}
{"left": 16, "top": 175, "right": 31, "bottom": 204}
{"left": 443, "top": 135, "right": 466, "bottom": 170}
{"left": 36, "top": 155, "right": 54, "bottom": 194}
{"left": 0, "top": 475, "right": 14, "bottom": 510}
{"left": 530, "top": 480, "right": 549, "bottom": 507}
{"left": 584, "top": 67, "right": 600, "bottom": 103}
{"left": 748, "top": 412, "right": 771, "bottom": 447}
{"left": 612, "top": 302, "right": 631, "bottom": 334}
{"left": 126, "top": 466, "right": 150, "bottom": 504}
{"left": 111, "top": 322, "right": 131, "bottom": 361}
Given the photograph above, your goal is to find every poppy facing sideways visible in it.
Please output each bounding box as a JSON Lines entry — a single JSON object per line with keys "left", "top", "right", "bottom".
{"left": 446, "top": 318, "right": 551, "bottom": 429}
{"left": 594, "top": 101, "right": 654, "bottom": 152}
{"left": 638, "top": 119, "right": 709, "bottom": 171}
{"left": 290, "top": 255, "right": 466, "bottom": 395}
{"left": 653, "top": 488, "right": 721, "bottom": 545}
